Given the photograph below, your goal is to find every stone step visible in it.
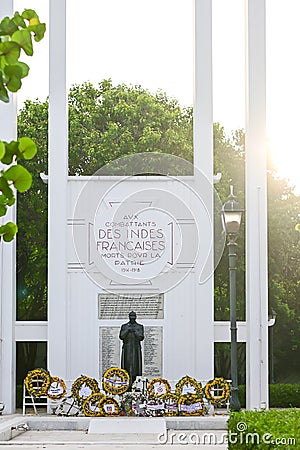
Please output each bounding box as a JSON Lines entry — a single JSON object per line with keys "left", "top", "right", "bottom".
{"left": 0, "top": 414, "right": 228, "bottom": 447}
{"left": 89, "top": 416, "right": 166, "bottom": 435}
{"left": 166, "top": 416, "right": 228, "bottom": 430}
{"left": 5, "top": 430, "right": 228, "bottom": 448}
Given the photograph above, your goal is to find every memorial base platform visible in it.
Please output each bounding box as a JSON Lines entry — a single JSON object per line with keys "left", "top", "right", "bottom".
{"left": 0, "top": 414, "right": 228, "bottom": 444}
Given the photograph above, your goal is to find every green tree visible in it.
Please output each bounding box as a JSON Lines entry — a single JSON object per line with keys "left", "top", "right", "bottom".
{"left": 0, "top": 9, "right": 45, "bottom": 241}
{"left": 269, "top": 177, "right": 300, "bottom": 381}
{"left": 214, "top": 124, "right": 245, "bottom": 323}
{"left": 68, "top": 80, "right": 193, "bottom": 174}
{"left": 17, "top": 100, "right": 48, "bottom": 320}
{"left": 214, "top": 125, "right": 300, "bottom": 383}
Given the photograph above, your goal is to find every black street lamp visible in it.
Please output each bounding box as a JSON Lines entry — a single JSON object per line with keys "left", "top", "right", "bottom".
{"left": 221, "top": 186, "right": 243, "bottom": 411}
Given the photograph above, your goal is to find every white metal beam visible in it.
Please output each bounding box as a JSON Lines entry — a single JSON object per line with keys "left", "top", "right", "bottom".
{"left": 15, "top": 322, "right": 48, "bottom": 341}
{"left": 193, "top": 0, "right": 214, "bottom": 381}
{"left": 214, "top": 321, "right": 247, "bottom": 343}
{"left": 194, "top": 0, "right": 213, "bottom": 176}
{"left": 15, "top": 321, "right": 245, "bottom": 343}
{"left": 48, "top": 0, "right": 69, "bottom": 379}
{"left": 245, "top": 0, "right": 269, "bottom": 410}
{"left": 0, "top": 0, "right": 17, "bottom": 415}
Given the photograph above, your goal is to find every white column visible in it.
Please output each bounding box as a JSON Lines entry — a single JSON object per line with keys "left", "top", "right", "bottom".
{"left": 193, "top": 0, "right": 214, "bottom": 380}
{"left": 194, "top": 0, "right": 213, "bottom": 176}
{"left": 0, "top": 0, "right": 17, "bottom": 414}
{"left": 48, "top": 0, "right": 68, "bottom": 378}
{"left": 245, "top": 0, "right": 269, "bottom": 409}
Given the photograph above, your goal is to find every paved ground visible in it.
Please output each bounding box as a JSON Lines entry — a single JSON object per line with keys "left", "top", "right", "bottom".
{"left": 0, "top": 445, "right": 228, "bottom": 450}
{"left": 0, "top": 415, "right": 228, "bottom": 449}
{"left": 0, "top": 432, "right": 228, "bottom": 449}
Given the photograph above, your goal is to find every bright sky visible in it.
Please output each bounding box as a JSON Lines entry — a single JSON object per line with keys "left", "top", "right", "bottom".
{"left": 13, "top": 0, "right": 300, "bottom": 192}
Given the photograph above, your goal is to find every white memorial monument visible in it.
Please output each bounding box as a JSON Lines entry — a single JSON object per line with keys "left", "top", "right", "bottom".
{"left": 0, "top": 0, "right": 269, "bottom": 413}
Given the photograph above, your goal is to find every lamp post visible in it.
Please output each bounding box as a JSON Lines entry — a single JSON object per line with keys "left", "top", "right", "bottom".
{"left": 221, "top": 186, "right": 243, "bottom": 411}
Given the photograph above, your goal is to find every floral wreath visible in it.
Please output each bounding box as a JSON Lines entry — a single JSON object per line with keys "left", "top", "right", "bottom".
{"left": 145, "top": 397, "right": 165, "bottom": 417}
{"left": 175, "top": 376, "right": 202, "bottom": 397}
{"left": 82, "top": 392, "right": 105, "bottom": 417}
{"left": 47, "top": 376, "right": 67, "bottom": 401}
{"left": 147, "top": 377, "right": 171, "bottom": 398}
{"left": 178, "top": 394, "right": 205, "bottom": 416}
{"left": 102, "top": 367, "right": 130, "bottom": 395}
{"left": 204, "top": 377, "right": 230, "bottom": 405}
{"left": 161, "top": 392, "right": 179, "bottom": 416}
{"left": 98, "top": 396, "right": 120, "bottom": 416}
{"left": 24, "top": 368, "right": 51, "bottom": 397}
{"left": 71, "top": 375, "right": 100, "bottom": 403}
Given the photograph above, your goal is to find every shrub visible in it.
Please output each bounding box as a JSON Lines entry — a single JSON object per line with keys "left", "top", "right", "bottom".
{"left": 228, "top": 409, "right": 300, "bottom": 449}
{"left": 270, "top": 384, "right": 300, "bottom": 407}
{"left": 237, "top": 384, "right": 300, "bottom": 408}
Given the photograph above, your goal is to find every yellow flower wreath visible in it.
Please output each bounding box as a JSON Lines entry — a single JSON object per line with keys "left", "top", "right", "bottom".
{"left": 161, "top": 392, "right": 179, "bottom": 416}
{"left": 47, "top": 376, "right": 67, "bottom": 401}
{"left": 71, "top": 375, "right": 100, "bottom": 403}
{"left": 204, "top": 377, "right": 230, "bottom": 405}
{"left": 175, "top": 375, "right": 202, "bottom": 397}
{"left": 102, "top": 367, "right": 129, "bottom": 395}
{"left": 82, "top": 392, "right": 105, "bottom": 417}
{"left": 147, "top": 377, "right": 171, "bottom": 398}
{"left": 178, "top": 394, "right": 205, "bottom": 416}
{"left": 98, "top": 396, "right": 120, "bottom": 416}
{"left": 24, "top": 368, "right": 51, "bottom": 397}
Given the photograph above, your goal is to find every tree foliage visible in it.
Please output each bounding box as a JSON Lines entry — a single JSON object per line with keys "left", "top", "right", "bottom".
{"left": 68, "top": 80, "right": 193, "bottom": 174}
{"left": 214, "top": 124, "right": 300, "bottom": 382}
{"left": 0, "top": 9, "right": 45, "bottom": 241}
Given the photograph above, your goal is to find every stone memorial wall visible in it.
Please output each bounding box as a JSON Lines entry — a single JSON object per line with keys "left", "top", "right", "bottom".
{"left": 99, "top": 327, "right": 121, "bottom": 375}
{"left": 143, "top": 326, "right": 163, "bottom": 377}
{"left": 98, "top": 293, "right": 164, "bottom": 319}
{"left": 99, "top": 325, "right": 163, "bottom": 378}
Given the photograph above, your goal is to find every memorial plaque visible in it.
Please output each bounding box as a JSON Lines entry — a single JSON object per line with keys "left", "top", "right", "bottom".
{"left": 99, "top": 325, "right": 163, "bottom": 379}
{"left": 99, "top": 327, "right": 121, "bottom": 376}
{"left": 98, "top": 293, "right": 164, "bottom": 319}
{"left": 143, "top": 326, "right": 163, "bottom": 377}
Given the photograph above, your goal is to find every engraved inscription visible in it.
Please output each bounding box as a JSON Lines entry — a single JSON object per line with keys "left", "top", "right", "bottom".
{"left": 98, "top": 293, "right": 164, "bottom": 319}
{"left": 99, "top": 327, "right": 121, "bottom": 376}
{"left": 143, "top": 326, "right": 163, "bottom": 377}
{"left": 99, "top": 326, "right": 163, "bottom": 379}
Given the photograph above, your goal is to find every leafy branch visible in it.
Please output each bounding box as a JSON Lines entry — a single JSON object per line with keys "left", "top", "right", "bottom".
{"left": 0, "top": 9, "right": 45, "bottom": 241}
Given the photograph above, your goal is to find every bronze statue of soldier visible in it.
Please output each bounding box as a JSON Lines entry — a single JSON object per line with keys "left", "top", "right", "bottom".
{"left": 119, "top": 311, "right": 144, "bottom": 388}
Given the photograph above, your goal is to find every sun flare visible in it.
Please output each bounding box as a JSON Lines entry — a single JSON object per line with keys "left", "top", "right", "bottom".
{"left": 267, "top": 123, "right": 300, "bottom": 194}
